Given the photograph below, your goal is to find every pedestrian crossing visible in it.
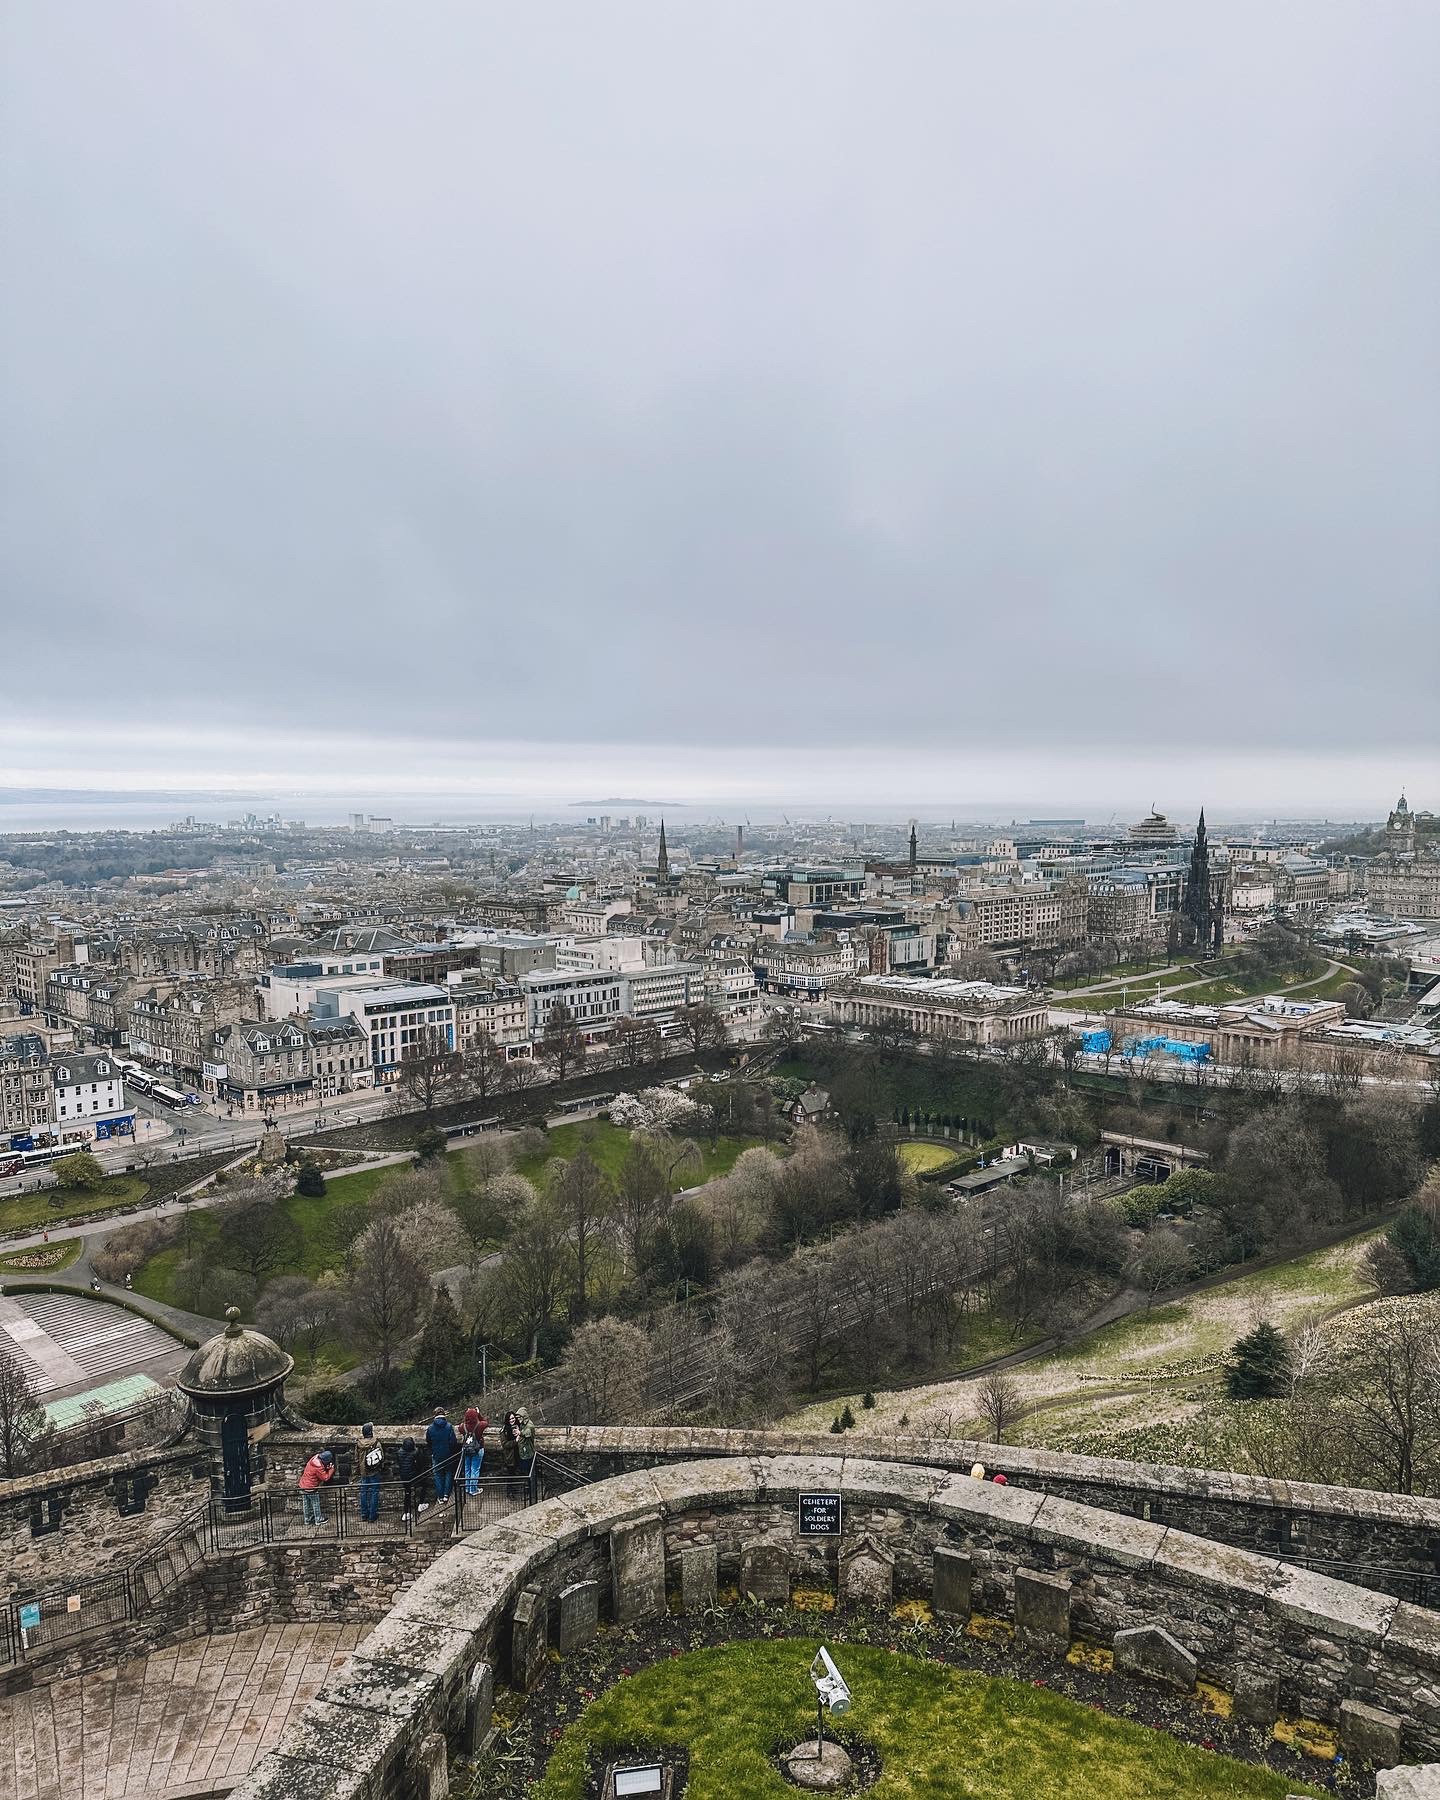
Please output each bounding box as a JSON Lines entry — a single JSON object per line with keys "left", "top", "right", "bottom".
{"left": 9, "top": 1294, "right": 180, "bottom": 1392}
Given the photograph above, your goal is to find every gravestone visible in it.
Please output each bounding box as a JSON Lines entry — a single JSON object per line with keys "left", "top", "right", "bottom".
{"left": 1113, "top": 1624, "right": 1198, "bottom": 1691}
{"left": 840, "top": 1533, "right": 894, "bottom": 1608}
{"left": 680, "top": 1544, "right": 718, "bottom": 1615}
{"left": 1014, "top": 1568, "right": 1071, "bottom": 1650}
{"left": 611, "top": 1512, "right": 666, "bottom": 1625}
{"left": 932, "top": 1547, "right": 972, "bottom": 1621}
{"left": 1340, "top": 1699, "right": 1405, "bottom": 1767}
{"left": 557, "top": 1579, "right": 600, "bottom": 1653}
{"left": 740, "top": 1539, "right": 790, "bottom": 1603}
{"left": 511, "top": 1590, "right": 547, "bottom": 1691}
{"left": 1232, "top": 1669, "right": 1278, "bottom": 1727}
{"left": 418, "top": 1731, "right": 448, "bottom": 1800}
{"left": 462, "top": 1661, "right": 494, "bottom": 1754}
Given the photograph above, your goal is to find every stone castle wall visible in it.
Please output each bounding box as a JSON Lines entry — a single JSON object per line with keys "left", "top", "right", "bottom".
{"left": 228, "top": 1454, "right": 1440, "bottom": 1800}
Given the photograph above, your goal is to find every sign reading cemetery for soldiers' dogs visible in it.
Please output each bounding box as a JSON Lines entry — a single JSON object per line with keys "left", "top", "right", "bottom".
{"left": 797, "top": 1491, "right": 842, "bottom": 1537}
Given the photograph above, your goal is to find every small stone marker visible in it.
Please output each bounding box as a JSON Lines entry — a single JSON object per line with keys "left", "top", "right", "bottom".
{"left": 557, "top": 1579, "right": 600, "bottom": 1653}
{"left": 511, "top": 1589, "right": 546, "bottom": 1691}
{"left": 418, "top": 1731, "right": 448, "bottom": 1800}
{"left": 782, "top": 1739, "right": 853, "bottom": 1791}
{"left": 839, "top": 1533, "right": 894, "bottom": 1608}
{"left": 932, "top": 1546, "right": 972, "bottom": 1621}
{"left": 1113, "top": 1623, "right": 1198, "bottom": 1692}
{"left": 1013, "top": 1568, "right": 1072, "bottom": 1650}
{"left": 1339, "top": 1698, "right": 1405, "bottom": 1767}
{"left": 462, "top": 1661, "right": 494, "bottom": 1753}
{"left": 611, "top": 1512, "right": 666, "bottom": 1625}
{"left": 680, "top": 1544, "right": 717, "bottom": 1615}
{"left": 740, "top": 1539, "right": 789, "bottom": 1602}
{"left": 1232, "top": 1669, "right": 1278, "bottom": 1727}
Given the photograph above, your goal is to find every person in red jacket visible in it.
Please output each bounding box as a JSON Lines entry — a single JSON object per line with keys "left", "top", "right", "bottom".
{"left": 298, "top": 1450, "right": 335, "bottom": 1526}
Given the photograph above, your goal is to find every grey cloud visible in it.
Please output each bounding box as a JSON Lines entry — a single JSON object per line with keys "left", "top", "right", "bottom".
{"left": 2, "top": 2, "right": 1437, "bottom": 761}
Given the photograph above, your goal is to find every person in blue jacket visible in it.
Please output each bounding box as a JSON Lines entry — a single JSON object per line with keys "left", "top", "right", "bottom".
{"left": 425, "top": 1408, "right": 460, "bottom": 1501}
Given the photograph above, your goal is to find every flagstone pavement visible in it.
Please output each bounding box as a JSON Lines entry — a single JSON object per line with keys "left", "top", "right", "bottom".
{"left": 0, "top": 1622, "right": 367, "bottom": 1799}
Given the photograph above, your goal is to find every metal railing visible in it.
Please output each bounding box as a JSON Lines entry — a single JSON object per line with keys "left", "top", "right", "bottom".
{"left": 2, "top": 1469, "right": 536, "bottom": 1667}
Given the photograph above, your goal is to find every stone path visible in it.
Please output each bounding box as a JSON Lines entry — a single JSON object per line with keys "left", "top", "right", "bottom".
{"left": 0, "top": 1623, "right": 367, "bottom": 1799}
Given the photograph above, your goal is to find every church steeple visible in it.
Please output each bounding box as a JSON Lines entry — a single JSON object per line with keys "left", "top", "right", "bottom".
{"left": 657, "top": 819, "right": 669, "bottom": 883}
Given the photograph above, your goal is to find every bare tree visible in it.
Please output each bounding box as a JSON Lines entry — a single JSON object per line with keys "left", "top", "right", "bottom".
{"left": 1328, "top": 1307, "right": 1440, "bottom": 1494}
{"left": 497, "top": 1188, "right": 573, "bottom": 1360}
{"left": 348, "top": 1214, "right": 428, "bottom": 1389}
{"left": 460, "top": 1030, "right": 508, "bottom": 1106}
{"left": 613, "top": 1135, "right": 670, "bottom": 1271}
{"left": 545, "top": 1146, "right": 613, "bottom": 1323}
{"left": 677, "top": 1002, "right": 728, "bottom": 1056}
{"left": 557, "top": 1317, "right": 650, "bottom": 1423}
{"left": 392, "top": 1024, "right": 465, "bottom": 1122}
{"left": 321, "top": 1196, "right": 374, "bottom": 1277}
{"left": 974, "top": 1369, "right": 1026, "bottom": 1445}
{"left": 216, "top": 1196, "right": 303, "bottom": 1285}
{"left": 1127, "top": 1227, "right": 1193, "bottom": 1310}
{"left": 0, "top": 1348, "right": 52, "bottom": 1477}
{"left": 540, "top": 1002, "right": 586, "bottom": 1085}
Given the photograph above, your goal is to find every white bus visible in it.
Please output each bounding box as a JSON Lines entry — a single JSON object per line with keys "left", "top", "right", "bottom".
{"left": 150, "top": 1083, "right": 188, "bottom": 1109}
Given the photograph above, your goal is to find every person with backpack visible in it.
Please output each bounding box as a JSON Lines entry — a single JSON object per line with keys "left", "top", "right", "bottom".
{"left": 460, "top": 1414, "right": 488, "bottom": 1496}
{"left": 298, "top": 1449, "right": 335, "bottom": 1526}
{"left": 358, "top": 1422, "right": 384, "bottom": 1523}
{"left": 425, "top": 1408, "right": 460, "bottom": 1502}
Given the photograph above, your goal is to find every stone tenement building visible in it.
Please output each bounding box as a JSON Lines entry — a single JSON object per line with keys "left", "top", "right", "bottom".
{"left": 6, "top": 1311, "right": 1440, "bottom": 1800}
{"left": 832, "top": 973, "right": 1051, "bottom": 1044}
{"left": 1370, "top": 795, "right": 1440, "bottom": 922}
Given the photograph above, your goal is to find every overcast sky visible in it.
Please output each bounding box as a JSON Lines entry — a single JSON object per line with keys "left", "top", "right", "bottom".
{"left": 2, "top": 3, "right": 1436, "bottom": 816}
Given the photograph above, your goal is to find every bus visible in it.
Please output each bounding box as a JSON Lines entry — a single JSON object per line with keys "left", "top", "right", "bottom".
{"left": 127, "top": 1073, "right": 154, "bottom": 1096}
{"left": 150, "top": 1083, "right": 188, "bottom": 1108}
{"left": 19, "top": 1144, "right": 74, "bottom": 1170}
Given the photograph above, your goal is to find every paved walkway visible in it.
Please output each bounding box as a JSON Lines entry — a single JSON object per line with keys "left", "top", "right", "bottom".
{"left": 0, "top": 1624, "right": 366, "bottom": 1799}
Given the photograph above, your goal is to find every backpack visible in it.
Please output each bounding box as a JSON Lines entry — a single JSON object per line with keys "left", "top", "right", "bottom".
{"left": 364, "top": 1445, "right": 383, "bottom": 1469}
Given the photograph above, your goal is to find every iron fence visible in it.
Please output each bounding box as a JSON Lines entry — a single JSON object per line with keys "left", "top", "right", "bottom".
{"left": 0, "top": 1473, "right": 532, "bottom": 1667}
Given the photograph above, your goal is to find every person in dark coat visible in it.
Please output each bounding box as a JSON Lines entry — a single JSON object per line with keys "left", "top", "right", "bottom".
{"left": 425, "top": 1408, "right": 460, "bottom": 1501}
{"left": 397, "top": 1436, "right": 419, "bottom": 1521}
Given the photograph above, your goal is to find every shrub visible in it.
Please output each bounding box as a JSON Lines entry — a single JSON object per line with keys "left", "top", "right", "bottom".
{"left": 294, "top": 1160, "right": 326, "bottom": 1199}
{"left": 301, "top": 1384, "right": 369, "bottom": 1426}
{"left": 839, "top": 1403, "right": 856, "bottom": 1430}
{"left": 862, "top": 1391, "right": 876, "bottom": 1410}
{"left": 829, "top": 1415, "right": 843, "bottom": 1434}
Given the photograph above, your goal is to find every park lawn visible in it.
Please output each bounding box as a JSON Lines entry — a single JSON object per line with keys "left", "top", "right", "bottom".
{"left": 0, "top": 1236, "right": 83, "bottom": 1273}
{"left": 532, "top": 1641, "right": 1321, "bottom": 1800}
{"left": 511, "top": 1120, "right": 762, "bottom": 1190}
{"left": 0, "top": 1174, "right": 150, "bottom": 1236}
{"left": 134, "top": 1156, "right": 424, "bottom": 1306}
{"left": 784, "top": 1231, "right": 1379, "bottom": 1448}
{"left": 897, "top": 1140, "right": 958, "bottom": 1173}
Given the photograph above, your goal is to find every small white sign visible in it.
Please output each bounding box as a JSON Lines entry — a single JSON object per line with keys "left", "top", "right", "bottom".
{"left": 614, "top": 1771, "right": 663, "bottom": 1798}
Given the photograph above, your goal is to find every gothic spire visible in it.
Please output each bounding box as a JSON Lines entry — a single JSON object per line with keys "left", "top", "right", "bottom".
{"left": 657, "top": 818, "right": 669, "bottom": 882}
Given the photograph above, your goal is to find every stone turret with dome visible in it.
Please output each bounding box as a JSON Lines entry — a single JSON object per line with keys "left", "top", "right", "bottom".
{"left": 179, "top": 1308, "right": 294, "bottom": 1501}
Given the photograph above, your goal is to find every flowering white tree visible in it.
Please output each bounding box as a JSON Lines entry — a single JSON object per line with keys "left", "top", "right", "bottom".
{"left": 609, "top": 1087, "right": 699, "bottom": 1131}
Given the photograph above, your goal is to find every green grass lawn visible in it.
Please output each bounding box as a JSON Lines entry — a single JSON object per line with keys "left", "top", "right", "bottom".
{"left": 512, "top": 1120, "right": 761, "bottom": 1189}
{"left": 532, "top": 1641, "right": 1321, "bottom": 1800}
{"left": 897, "top": 1141, "right": 958, "bottom": 1173}
{"left": 0, "top": 1175, "right": 150, "bottom": 1236}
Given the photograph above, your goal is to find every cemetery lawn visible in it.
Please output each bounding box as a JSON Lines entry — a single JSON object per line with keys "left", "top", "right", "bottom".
{"left": 532, "top": 1641, "right": 1322, "bottom": 1799}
